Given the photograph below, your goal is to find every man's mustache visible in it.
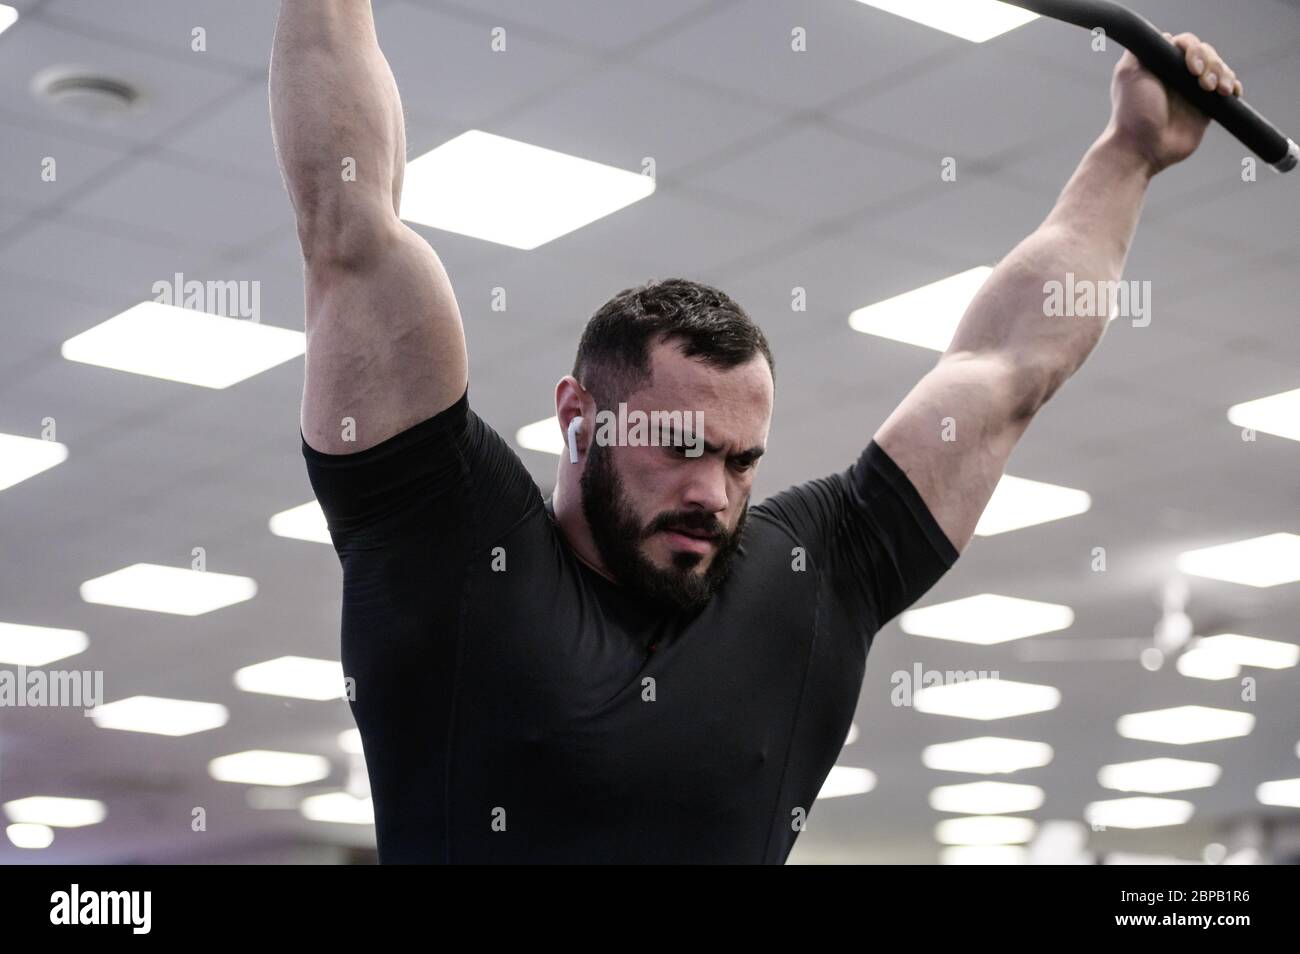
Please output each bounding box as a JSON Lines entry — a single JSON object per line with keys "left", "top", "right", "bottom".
{"left": 644, "top": 512, "right": 726, "bottom": 540}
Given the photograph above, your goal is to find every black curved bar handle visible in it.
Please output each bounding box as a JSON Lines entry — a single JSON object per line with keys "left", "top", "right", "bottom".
{"left": 1002, "top": 0, "right": 1298, "bottom": 172}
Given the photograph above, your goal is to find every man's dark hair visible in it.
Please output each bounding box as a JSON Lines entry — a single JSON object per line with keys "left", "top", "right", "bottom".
{"left": 572, "top": 278, "right": 774, "bottom": 407}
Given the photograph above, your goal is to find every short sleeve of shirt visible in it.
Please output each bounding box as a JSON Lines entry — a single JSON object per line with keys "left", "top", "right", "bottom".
{"left": 300, "top": 385, "right": 542, "bottom": 552}
{"left": 754, "top": 440, "right": 959, "bottom": 631}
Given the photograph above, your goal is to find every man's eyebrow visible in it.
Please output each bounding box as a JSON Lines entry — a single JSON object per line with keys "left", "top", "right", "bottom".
{"left": 701, "top": 439, "right": 765, "bottom": 460}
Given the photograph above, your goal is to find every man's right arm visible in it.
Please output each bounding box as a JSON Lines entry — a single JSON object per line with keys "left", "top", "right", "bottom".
{"left": 271, "top": 0, "right": 467, "bottom": 454}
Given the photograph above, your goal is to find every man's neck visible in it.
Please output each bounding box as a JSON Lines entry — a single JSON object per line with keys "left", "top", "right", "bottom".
{"left": 548, "top": 485, "right": 619, "bottom": 584}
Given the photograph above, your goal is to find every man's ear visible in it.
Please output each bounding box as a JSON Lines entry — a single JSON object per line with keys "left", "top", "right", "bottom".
{"left": 555, "top": 374, "right": 592, "bottom": 464}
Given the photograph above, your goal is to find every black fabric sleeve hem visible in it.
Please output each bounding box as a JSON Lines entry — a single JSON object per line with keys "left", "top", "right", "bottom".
{"left": 859, "top": 439, "right": 960, "bottom": 568}
{"left": 300, "top": 385, "right": 471, "bottom": 468}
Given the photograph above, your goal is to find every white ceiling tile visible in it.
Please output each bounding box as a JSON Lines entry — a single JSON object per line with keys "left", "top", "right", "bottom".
{"left": 0, "top": 122, "right": 130, "bottom": 209}
{"left": 72, "top": 157, "right": 295, "bottom": 252}
{"left": 682, "top": 123, "right": 934, "bottom": 229}
{"left": 435, "top": 0, "right": 720, "bottom": 52}
{"left": 0, "top": 19, "right": 247, "bottom": 142}
{"left": 1, "top": 218, "right": 203, "bottom": 298}
{"left": 491, "top": 59, "right": 781, "bottom": 176}
{"left": 628, "top": 0, "right": 960, "bottom": 110}
{"left": 373, "top": 0, "right": 602, "bottom": 126}
{"left": 41, "top": 0, "right": 282, "bottom": 72}
{"left": 526, "top": 183, "right": 790, "bottom": 276}
{"left": 830, "top": 57, "right": 1100, "bottom": 164}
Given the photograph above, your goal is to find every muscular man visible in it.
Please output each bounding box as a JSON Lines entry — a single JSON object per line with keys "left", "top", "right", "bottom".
{"left": 270, "top": 1, "right": 1243, "bottom": 863}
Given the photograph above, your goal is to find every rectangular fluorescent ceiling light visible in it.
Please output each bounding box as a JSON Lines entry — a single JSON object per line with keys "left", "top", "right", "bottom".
{"left": 849, "top": 267, "right": 990, "bottom": 351}
{"left": 1176, "top": 533, "right": 1300, "bottom": 587}
{"left": 80, "top": 563, "right": 256, "bottom": 616}
{"left": 1085, "top": 796, "right": 1193, "bottom": 829}
{"left": 1098, "top": 758, "right": 1221, "bottom": 794}
{"left": 516, "top": 416, "right": 565, "bottom": 455}
{"left": 0, "top": 5, "right": 17, "bottom": 36}
{"left": 922, "top": 736, "right": 1053, "bottom": 774}
{"left": 940, "top": 845, "right": 1027, "bottom": 864}
{"left": 975, "top": 475, "right": 1091, "bottom": 536}
{"left": 1228, "top": 387, "right": 1300, "bottom": 442}
{"left": 234, "top": 655, "right": 344, "bottom": 701}
{"left": 401, "top": 130, "right": 655, "bottom": 250}
{"left": 338, "top": 728, "right": 363, "bottom": 755}
{"left": 0, "top": 622, "right": 87, "bottom": 666}
{"left": 0, "top": 433, "right": 68, "bottom": 492}
{"left": 269, "top": 501, "right": 331, "bottom": 544}
{"left": 935, "top": 815, "right": 1036, "bottom": 846}
{"left": 1117, "top": 705, "right": 1255, "bottom": 745}
{"left": 62, "top": 302, "right": 304, "bottom": 389}
{"left": 1257, "top": 778, "right": 1300, "bottom": 808}
{"left": 2, "top": 796, "right": 106, "bottom": 828}
{"left": 209, "top": 750, "right": 331, "bottom": 786}
{"left": 1195, "top": 633, "right": 1299, "bottom": 670}
{"left": 90, "top": 696, "right": 229, "bottom": 736}
{"left": 7, "top": 823, "right": 53, "bottom": 849}
{"left": 853, "top": 0, "right": 1038, "bottom": 42}
{"left": 930, "top": 781, "right": 1043, "bottom": 815}
{"left": 915, "top": 678, "right": 1060, "bottom": 720}
{"left": 1176, "top": 648, "right": 1240, "bottom": 681}
{"left": 300, "top": 792, "right": 375, "bottom": 825}
{"left": 816, "top": 766, "right": 876, "bottom": 800}
{"left": 901, "top": 593, "right": 1073, "bottom": 644}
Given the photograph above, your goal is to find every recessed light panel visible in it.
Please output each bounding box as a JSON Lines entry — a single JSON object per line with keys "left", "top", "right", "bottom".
{"left": 90, "top": 696, "right": 229, "bottom": 737}
{"left": 1098, "top": 758, "right": 1221, "bottom": 794}
{"left": 1085, "top": 797, "right": 1193, "bottom": 829}
{"left": 0, "top": 622, "right": 88, "bottom": 666}
{"left": 80, "top": 564, "right": 257, "bottom": 616}
{"left": 62, "top": 302, "right": 304, "bottom": 389}
{"left": 922, "top": 737, "right": 1053, "bottom": 774}
{"left": 915, "top": 678, "right": 1061, "bottom": 720}
{"left": 816, "top": 766, "right": 877, "bottom": 799}
{"left": 0, "top": 433, "right": 68, "bottom": 492}
{"left": 1176, "top": 533, "right": 1300, "bottom": 587}
{"left": 974, "top": 475, "right": 1091, "bottom": 536}
{"left": 269, "top": 501, "right": 331, "bottom": 544}
{"left": 853, "top": 0, "right": 1039, "bottom": 43}
{"left": 401, "top": 130, "right": 655, "bottom": 250}
{"left": 209, "top": 750, "right": 330, "bottom": 787}
{"left": 1227, "top": 388, "right": 1300, "bottom": 442}
{"left": 2, "top": 796, "right": 106, "bottom": 828}
{"left": 901, "top": 593, "right": 1073, "bottom": 645}
{"left": 849, "top": 267, "right": 991, "bottom": 351}
{"left": 1116, "top": 705, "right": 1255, "bottom": 745}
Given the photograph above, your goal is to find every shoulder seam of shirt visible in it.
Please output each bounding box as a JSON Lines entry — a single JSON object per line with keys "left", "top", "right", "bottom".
{"left": 859, "top": 439, "right": 960, "bottom": 567}
{"left": 747, "top": 507, "right": 829, "bottom": 572}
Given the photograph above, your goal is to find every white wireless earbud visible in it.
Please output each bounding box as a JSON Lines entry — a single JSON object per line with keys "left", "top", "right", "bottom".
{"left": 567, "top": 416, "right": 585, "bottom": 463}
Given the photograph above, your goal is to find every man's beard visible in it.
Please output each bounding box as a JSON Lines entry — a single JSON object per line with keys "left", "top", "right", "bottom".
{"left": 580, "top": 440, "right": 747, "bottom": 614}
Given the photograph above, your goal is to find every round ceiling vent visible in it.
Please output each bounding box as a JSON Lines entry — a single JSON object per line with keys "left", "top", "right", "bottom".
{"left": 31, "top": 67, "right": 142, "bottom": 122}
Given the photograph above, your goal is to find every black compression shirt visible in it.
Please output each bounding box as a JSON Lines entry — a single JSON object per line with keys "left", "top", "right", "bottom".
{"left": 303, "top": 386, "right": 958, "bottom": 863}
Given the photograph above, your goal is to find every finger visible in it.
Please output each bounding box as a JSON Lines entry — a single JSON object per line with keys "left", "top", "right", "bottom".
{"left": 1233, "top": 78, "right": 1244, "bottom": 97}
{"left": 1172, "top": 32, "right": 1206, "bottom": 79}
{"left": 1199, "top": 42, "right": 1237, "bottom": 95}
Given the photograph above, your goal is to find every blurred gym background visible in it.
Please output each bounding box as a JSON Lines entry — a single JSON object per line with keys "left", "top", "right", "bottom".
{"left": 0, "top": 0, "right": 1297, "bottom": 863}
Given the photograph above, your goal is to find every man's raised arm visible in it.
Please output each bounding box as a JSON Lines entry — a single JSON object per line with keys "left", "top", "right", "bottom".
{"left": 875, "top": 32, "right": 1242, "bottom": 554}
{"left": 271, "top": 0, "right": 467, "bottom": 454}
